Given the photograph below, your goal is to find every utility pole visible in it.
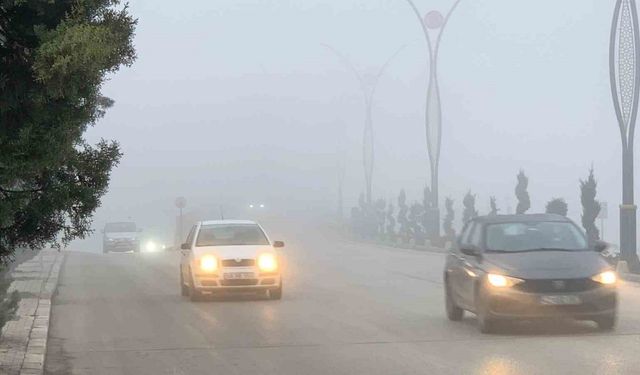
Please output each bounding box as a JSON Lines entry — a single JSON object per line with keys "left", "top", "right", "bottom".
{"left": 404, "top": 0, "right": 463, "bottom": 238}
{"left": 323, "top": 44, "right": 404, "bottom": 204}
{"left": 610, "top": 0, "right": 640, "bottom": 268}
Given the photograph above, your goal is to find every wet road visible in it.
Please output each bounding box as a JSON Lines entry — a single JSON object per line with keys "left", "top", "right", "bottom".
{"left": 45, "top": 222, "right": 640, "bottom": 374}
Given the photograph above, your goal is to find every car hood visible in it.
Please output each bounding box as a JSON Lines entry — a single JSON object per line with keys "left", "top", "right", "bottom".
{"left": 193, "top": 245, "right": 274, "bottom": 259}
{"left": 105, "top": 232, "right": 138, "bottom": 240}
{"left": 482, "top": 251, "right": 610, "bottom": 279}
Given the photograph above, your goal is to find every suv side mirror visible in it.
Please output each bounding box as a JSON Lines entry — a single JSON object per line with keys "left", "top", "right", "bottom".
{"left": 273, "top": 241, "right": 285, "bottom": 248}
{"left": 460, "top": 246, "right": 481, "bottom": 257}
{"left": 180, "top": 243, "right": 190, "bottom": 250}
{"left": 594, "top": 240, "right": 608, "bottom": 253}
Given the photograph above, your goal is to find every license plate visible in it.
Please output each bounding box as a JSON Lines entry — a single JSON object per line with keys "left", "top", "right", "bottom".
{"left": 224, "top": 272, "right": 254, "bottom": 280}
{"left": 540, "top": 295, "right": 581, "bottom": 305}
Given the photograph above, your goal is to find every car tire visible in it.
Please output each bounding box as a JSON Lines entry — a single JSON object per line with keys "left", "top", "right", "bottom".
{"left": 476, "top": 288, "right": 498, "bottom": 334}
{"left": 595, "top": 313, "right": 616, "bottom": 331}
{"left": 269, "top": 281, "right": 283, "bottom": 300}
{"left": 187, "top": 268, "right": 202, "bottom": 302}
{"left": 445, "top": 280, "right": 464, "bottom": 321}
{"left": 180, "top": 269, "right": 189, "bottom": 297}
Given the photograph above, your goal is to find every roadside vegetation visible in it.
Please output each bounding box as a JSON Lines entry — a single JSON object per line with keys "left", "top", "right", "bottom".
{"left": 0, "top": 1, "right": 137, "bottom": 265}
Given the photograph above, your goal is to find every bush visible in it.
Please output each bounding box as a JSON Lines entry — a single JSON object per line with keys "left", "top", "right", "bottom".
{"left": 546, "top": 198, "right": 568, "bottom": 216}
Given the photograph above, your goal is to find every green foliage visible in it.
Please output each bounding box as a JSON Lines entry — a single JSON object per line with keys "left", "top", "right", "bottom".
{"left": 385, "top": 202, "right": 396, "bottom": 240}
{"left": 489, "top": 196, "right": 498, "bottom": 216}
{"left": 0, "top": 1, "right": 136, "bottom": 263}
{"left": 0, "top": 272, "right": 19, "bottom": 331}
{"left": 580, "top": 168, "right": 601, "bottom": 245}
{"left": 443, "top": 197, "right": 455, "bottom": 240}
{"left": 397, "top": 189, "right": 409, "bottom": 243}
{"left": 546, "top": 198, "right": 568, "bottom": 217}
{"left": 462, "top": 191, "right": 478, "bottom": 224}
{"left": 515, "top": 170, "right": 530, "bottom": 214}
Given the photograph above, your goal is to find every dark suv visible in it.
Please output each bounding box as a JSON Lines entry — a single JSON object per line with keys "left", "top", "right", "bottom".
{"left": 102, "top": 222, "right": 141, "bottom": 253}
{"left": 444, "top": 214, "right": 617, "bottom": 333}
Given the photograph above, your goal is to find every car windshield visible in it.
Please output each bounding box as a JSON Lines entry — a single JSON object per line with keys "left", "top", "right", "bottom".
{"left": 196, "top": 224, "right": 269, "bottom": 246}
{"left": 486, "top": 221, "right": 588, "bottom": 252}
{"left": 104, "top": 222, "right": 137, "bottom": 233}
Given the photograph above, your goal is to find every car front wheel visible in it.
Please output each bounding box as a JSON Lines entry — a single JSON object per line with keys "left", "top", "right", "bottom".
{"left": 180, "top": 268, "right": 189, "bottom": 297}
{"left": 594, "top": 313, "right": 617, "bottom": 331}
{"left": 445, "top": 280, "right": 464, "bottom": 321}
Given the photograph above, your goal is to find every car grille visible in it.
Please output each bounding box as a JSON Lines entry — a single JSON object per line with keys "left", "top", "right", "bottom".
{"left": 514, "top": 278, "right": 600, "bottom": 293}
{"left": 220, "top": 279, "right": 258, "bottom": 286}
{"left": 222, "top": 259, "right": 255, "bottom": 267}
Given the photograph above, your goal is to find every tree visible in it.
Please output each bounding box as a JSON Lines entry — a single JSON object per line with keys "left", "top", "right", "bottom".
{"left": 580, "top": 168, "right": 601, "bottom": 245}
{"left": 408, "top": 202, "right": 425, "bottom": 245}
{"left": 385, "top": 202, "right": 396, "bottom": 241}
{"left": 489, "top": 196, "right": 499, "bottom": 216}
{"left": 546, "top": 198, "right": 568, "bottom": 217}
{"left": 0, "top": 1, "right": 136, "bottom": 263}
{"left": 397, "top": 190, "right": 409, "bottom": 243}
{"left": 515, "top": 170, "right": 531, "bottom": 214}
{"left": 462, "top": 191, "right": 478, "bottom": 224}
{"left": 443, "top": 197, "right": 455, "bottom": 240}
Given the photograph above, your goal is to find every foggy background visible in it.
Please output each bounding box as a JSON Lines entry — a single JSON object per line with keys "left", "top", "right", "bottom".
{"left": 74, "top": 0, "right": 622, "bottom": 249}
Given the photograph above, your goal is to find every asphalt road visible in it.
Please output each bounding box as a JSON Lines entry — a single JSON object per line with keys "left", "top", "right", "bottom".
{"left": 45, "top": 221, "right": 640, "bottom": 374}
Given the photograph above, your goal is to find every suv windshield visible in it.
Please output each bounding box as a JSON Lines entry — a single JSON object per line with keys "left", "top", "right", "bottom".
{"left": 104, "top": 222, "right": 137, "bottom": 233}
{"left": 486, "top": 221, "right": 588, "bottom": 252}
{"left": 196, "top": 224, "right": 269, "bottom": 247}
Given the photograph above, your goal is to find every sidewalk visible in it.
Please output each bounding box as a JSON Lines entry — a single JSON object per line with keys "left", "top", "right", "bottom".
{"left": 0, "top": 250, "right": 65, "bottom": 375}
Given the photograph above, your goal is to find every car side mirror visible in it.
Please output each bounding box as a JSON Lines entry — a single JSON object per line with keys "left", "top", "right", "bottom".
{"left": 273, "top": 241, "right": 285, "bottom": 248}
{"left": 180, "top": 243, "right": 190, "bottom": 250}
{"left": 594, "top": 240, "right": 608, "bottom": 253}
{"left": 460, "top": 246, "right": 481, "bottom": 257}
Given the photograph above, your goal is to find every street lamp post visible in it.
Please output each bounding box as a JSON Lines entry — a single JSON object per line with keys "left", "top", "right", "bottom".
{"left": 323, "top": 44, "right": 404, "bottom": 204}
{"left": 405, "top": 0, "right": 463, "bottom": 238}
{"left": 610, "top": 0, "right": 640, "bottom": 269}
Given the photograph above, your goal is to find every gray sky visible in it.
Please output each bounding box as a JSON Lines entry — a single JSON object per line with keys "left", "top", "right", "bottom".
{"left": 77, "top": 0, "right": 625, "bottom": 248}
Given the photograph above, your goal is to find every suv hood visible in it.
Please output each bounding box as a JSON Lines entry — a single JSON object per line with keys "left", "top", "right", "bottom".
{"left": 193, "top": 245, "right": 274, "bottom": 259}
{"left": 482, "top": 251, "right": 610, "bottom": 279}
{"left": 105, "top": 232, "right": 138, "bottom": 240}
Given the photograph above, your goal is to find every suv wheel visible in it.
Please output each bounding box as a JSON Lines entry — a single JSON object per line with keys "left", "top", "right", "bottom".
{"left": 595, "top": 313, "right": 616, "bottom": 331}
{"left": 269, "top": 280, "right": 283, "bottom": 300}
{"left": 180, "top": 268, "right": 189, "bottom": 297}
{"left": 445, "top": 279, "right": 464, "bottom": 321}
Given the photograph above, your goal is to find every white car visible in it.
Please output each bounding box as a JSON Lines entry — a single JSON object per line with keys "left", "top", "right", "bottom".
{"left": 179, "top": 220, "right": 284, "bottom": 301}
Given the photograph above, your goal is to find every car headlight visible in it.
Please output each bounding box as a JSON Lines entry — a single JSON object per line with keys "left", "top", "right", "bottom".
{"left": 487, "top": 273, "right": 524, "bottom": 288}
{"left": 144, "top": 240, "right": 158, "bottom": 252}
{"left": 591, "top": 271, "right": 617, "bottom": 285}
{"left": 258, "top": 253, "right": 278, "bottom": 273}
{"left": 200, "top": 255, "right": 219, "bottom": 273}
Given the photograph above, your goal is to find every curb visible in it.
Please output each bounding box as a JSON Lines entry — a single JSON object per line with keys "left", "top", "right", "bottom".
{"left": 344, "top": 238, "right": 449, "bottom": 254}
{"left": 0, "top": 250, "right": 65, "bottom": 375}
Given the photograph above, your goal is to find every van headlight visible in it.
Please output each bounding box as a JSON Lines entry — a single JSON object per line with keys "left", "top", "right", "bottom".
{"left": 487, "top": 273, "right": 524, "bottom": 288}
{"left": 258, "top": 253, "right": 278, "bottom": 273}
{"left": 591, "top": 271, "right": 617, "bottom": 285}
{"left": 200, "top": 255, "right": 219, "bottom": 273}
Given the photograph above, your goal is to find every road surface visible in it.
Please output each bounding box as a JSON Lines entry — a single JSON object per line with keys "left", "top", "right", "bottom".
{"left": 45, "top": 220, "right": 640, "bottom": 374}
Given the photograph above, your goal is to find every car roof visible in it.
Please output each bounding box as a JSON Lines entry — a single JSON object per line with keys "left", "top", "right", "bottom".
{"left": 198, "top": 219, "right": 258, "bottom": 226}
{"left": 473, "top": 213, "right": 570, "bottom": 224}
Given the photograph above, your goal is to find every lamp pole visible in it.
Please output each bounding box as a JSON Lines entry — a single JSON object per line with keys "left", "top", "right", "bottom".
{"left": 405, "top": 0, "right": 462, "bottom": 238}
{"left": 610, "top": 0, "right": 640, "bottom": 268}
{"left": 323, "top": 44, "right": 404, "bottom": 204}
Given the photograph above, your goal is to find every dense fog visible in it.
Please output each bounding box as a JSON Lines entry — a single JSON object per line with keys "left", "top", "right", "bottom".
{"left": 74, "top": 0, "right": 622, "bottom": 249}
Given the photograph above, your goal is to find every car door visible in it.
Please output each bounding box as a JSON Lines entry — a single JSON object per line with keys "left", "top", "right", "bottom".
{"left": 449, "top": 222, "right": 474, "bottom": 304}
{"left": 180, "top": 225, "right": 197, "bottom": 279}
{"left": 458, "top": 222, "right": 484, "bottom": 308}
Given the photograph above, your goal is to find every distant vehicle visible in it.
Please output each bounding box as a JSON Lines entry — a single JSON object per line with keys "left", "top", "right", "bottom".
{"left": 444, "top": 214, "right": 617, "bottom": 333}
{"left": 179, "top": 220, "right": 284, "bottom": 301}
{"left": 102, "top": 222, "right": 141, "bottom": 253}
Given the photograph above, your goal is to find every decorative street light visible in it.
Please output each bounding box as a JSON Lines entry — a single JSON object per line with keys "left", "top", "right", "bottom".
{"left": 323, "top": 44, "right": 404, "bottom": 204}
{"left": 610, "top": 0, "right": 640, "bottom": 268}
{"left": 405, "top": 0, "right": 463, "bottom": 238}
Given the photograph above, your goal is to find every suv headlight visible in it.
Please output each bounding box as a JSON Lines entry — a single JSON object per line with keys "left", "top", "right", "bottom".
{"left": 258, "top": 253, "right": 278, "bottom": 273}
{"left": 591, "top": 271, "right": 617, "bottom": 285}
{"left": 487, "top": 273, "right": 524, "bottom": 288}
{"left": 200, "top": 255, "right": 219, "bottom": 273}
